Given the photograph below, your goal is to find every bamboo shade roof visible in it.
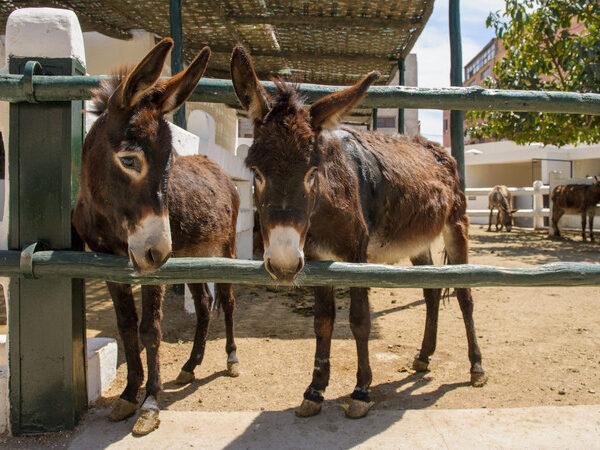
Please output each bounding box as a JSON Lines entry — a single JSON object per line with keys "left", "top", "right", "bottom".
{"left": 1, "top": 1, "right": 434, "bottom": 85}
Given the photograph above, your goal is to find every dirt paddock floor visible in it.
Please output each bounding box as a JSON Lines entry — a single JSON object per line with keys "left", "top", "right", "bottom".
{"left": 3, "top": 225, "right": 600, "bottom": 415}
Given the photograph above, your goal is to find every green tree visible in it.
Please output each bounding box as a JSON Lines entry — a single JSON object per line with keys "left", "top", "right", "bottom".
{"left": 466, "top": 0, "right": 600, "bottom": 147}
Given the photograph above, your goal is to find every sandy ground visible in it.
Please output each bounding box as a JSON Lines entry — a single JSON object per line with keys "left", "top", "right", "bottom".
{"left": 73, "top": 225, "right": 600, "bottom": 414}
{"left": 0, "top": 225, "right": 598, "bottom": 423}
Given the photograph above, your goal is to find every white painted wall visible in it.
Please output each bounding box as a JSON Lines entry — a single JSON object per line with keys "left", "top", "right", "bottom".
{"left": 462, "top": 140, "right": 600, "bottom": 230}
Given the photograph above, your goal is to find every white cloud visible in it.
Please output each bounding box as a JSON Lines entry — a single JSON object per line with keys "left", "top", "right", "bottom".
{"left": 409, "top": 0, "right": 506, "bottom": 143}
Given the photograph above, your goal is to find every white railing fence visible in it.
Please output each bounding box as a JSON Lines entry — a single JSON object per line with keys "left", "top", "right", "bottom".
{"left": 466, "top": 180, "right": 549, "bottom": 229}
{"left": 466, "top": 175, "right": 600, "bottom": 231}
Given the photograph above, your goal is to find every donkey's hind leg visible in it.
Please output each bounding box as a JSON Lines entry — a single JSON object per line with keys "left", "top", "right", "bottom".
{"left": 443, "top": 220, "right": 487, "bottom": 388}
{"left": 106, "top": 282, "right": 143, "bottom": 422}
{"left": 176, "top": 283, "right": 212, "bottom": 385}
{"left": 217, "top": 283, "right": 240, "bottom": 377}
{"left": 410, "top": 249, "right": 442, "bottom": 372}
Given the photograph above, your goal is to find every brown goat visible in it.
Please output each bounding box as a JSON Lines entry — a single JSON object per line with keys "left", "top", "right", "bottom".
{"left": 73, "top": 39, "right": 240, "bottom": 435}
{"left": 488, "top": 185, "right": 517, "bottom": 232}
{"left": 231, "top": 45, "right": 487, "bottom": 420}
{"left": 550, "top": 177, "right": 600, "bottom": 241}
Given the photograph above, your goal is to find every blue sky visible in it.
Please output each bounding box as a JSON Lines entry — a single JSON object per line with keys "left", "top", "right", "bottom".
{"left": 412, "top": 0, "right": 507, "bottom": 143}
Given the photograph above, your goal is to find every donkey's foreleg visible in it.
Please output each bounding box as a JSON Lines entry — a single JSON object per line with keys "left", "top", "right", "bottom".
{"left": 106, "top": 282, "right": 143, "bottom": 422}
{"left": 296, "top": 286, "right": 335, "bottom": 418}
{"left": 410, "top": 250, "right": 441, "bottom": 372}
{"left": 487, "top": 208, "right": 493, "bottom": 231}
{"left": 581, "top": 213, "right": 587, "bottom": 241}
{"left": 443, "top": 221, "right": 487, "bottom": 388}
{"left": 132, "top": 284, "right": 165, "bottom": 436}
{"left": 589, "top": 211, "right": 595, "bottom": 242}
{"left": 176, "top": 283, "right": 211, "bottom": 384}
{"left": 345, "top": 286, "right": 373, "bottom": 419}
{"left": 217, "top": 283, "right": 240, "bottom": 377}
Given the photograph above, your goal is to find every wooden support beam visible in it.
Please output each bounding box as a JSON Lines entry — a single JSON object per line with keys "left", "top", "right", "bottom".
{"left": 228, "top": 14, "right": 420, "bottom": 29}
{"left": 208, "top": 0, "right": 244, "bottom": 44}
{"left": 398, "top": 0, "right": 435, "bottom": 58}
{"left": 195, "top": 46, "right": 396, "bottom": 64}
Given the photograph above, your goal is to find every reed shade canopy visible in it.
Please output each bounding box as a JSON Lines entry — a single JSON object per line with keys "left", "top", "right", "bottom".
{"left": 0, "top": 0, "right": 434, "bottom": 85}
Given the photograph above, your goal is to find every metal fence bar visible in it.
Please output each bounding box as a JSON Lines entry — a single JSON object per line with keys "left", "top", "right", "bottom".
{"left": 0, "top": 250, "right": 599, "bottom": 288}
{"left": 0, "top": 75, "right": 599, "bottom": 114}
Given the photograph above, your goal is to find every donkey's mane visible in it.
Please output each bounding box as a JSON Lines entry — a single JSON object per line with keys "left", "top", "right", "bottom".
{"left": 90, "top": 66, "right": 133, "bottom": 115}
{"left": 267, "top": 79, "right": 306, "bottom": 118}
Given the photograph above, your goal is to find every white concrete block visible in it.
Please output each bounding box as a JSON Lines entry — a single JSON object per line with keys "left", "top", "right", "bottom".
{"left": 169, "top": 122, "right": 201, "bottom": 157}
{"left": 0, "top": 334, "right": 6, "bottom": 366}
{"left": 0, "top": 365, "right": 7, "bottom": 435}
{"left": 86, "top": 337, "right": 117, "bottom": 405}
{"left": 184, "top": 283, "right": 215, "bottom": 314}
{"left": 5, "top": 8, "right": 85, "bottom": 67}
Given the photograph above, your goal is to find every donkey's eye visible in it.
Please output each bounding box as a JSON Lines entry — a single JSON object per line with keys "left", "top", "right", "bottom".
{"left": 251, "top": 167, "right": 265, "bottom": 186}
{"left": 305, "top": 167, "right": 318, "bottom": 190}
{"left": 119, "top": 156, "right": 142, "bottom": 173}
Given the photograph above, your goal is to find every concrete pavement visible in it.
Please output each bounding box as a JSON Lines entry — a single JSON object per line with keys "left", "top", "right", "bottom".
{"left": 65, "top": 404, "right": 600, "bottom": 449}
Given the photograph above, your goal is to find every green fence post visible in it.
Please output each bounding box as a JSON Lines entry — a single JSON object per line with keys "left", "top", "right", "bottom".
{"left": 397, "top": 58, "right": 405, "bottom": 134}
{"left": 449, "top": 0, "right": 465, "bottom": 191}
{"left": 170, "top": 0, "right": 186, "bottom": 129}
{"left": 7, "top": 55, "right": 86, "bottom": 434}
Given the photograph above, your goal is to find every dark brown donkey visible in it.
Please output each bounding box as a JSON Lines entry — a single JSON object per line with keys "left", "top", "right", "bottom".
{"left": 231, "top": 45, "right": 487, "bottom": 419}
{"left": 551, "top": 177, "right": 600, "bottom": 241}
{"left": 73, "top": 39, "right": 240, "bottom": 435}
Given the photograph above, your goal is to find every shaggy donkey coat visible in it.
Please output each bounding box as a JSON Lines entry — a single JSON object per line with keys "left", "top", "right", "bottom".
{"left": 73, "top": 39, "right": 239, "bottom": 435}
{"left": 231, "top": 45, "right": 487, "bottom": 420}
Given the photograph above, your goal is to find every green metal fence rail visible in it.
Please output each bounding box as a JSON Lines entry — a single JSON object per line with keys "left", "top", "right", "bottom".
{"left": 1, "top": 75, "right": 600, "bottom": 114}
{"left": 1, "top": 250, "right": 599, "bottom": 288}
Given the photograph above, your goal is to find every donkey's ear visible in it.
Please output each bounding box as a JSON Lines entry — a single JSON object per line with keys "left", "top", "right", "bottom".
{"left": 309, "top": 71, "right": 380, "bottom": 131}
{"left": 117, "top": 38, "right": 173, "bottom": 108}
{"left": 155, "top": 46, "right": 211, "bottom": 114}
{"left": 511, "top": 209, "right": 519, "bottom": 214}
{"left": 230, "top": 45, "right": 270, "bottom": 121}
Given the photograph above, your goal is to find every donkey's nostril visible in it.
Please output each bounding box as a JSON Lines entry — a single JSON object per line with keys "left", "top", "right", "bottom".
{"left": 146, "top": 248, "right": 155, "bottom": 265}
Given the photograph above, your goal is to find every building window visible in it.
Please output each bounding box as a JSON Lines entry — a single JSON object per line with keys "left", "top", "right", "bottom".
{"left": 481, "top": 66, "right": 491, "bottom": 79}
{"left": 443, "top": 119, "right": 448, "bottom": 132}
{"left": 377, "top": 117, "right": 395, "bottom": 128}
{"left": 464, "top": 40, "right": 497, "bottom": 81}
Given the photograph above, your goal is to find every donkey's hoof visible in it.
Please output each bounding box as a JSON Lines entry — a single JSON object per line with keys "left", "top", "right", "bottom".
{"left": 227, "top": 362, "right": 240, "bottom": 378}
{"left": 471, "top": 372, "right": 488, "bottom": 387}
{"left": 295, "top": 399, "right": 322, "bottom": 417}
{"left": 175, "top": 369, "right": 195, "bottom": 385}
{"left": 108, "top": 398, "right": 138, "bottom": 422}
{"left": 412, "top": 358, "right": 429, "bottom": 372}
{"left": 132, "top": 408, "right": 160, "bottom": 436}
{"left": 343, "top": 398, "right": 374, "bottom": 419}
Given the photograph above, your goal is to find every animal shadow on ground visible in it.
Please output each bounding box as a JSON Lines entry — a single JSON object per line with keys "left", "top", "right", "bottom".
{"left": 469, "top": 227, "right": 599, "bottom": 264}
{"left": 222, "top": 372, "right": 468, "bottom": 449}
